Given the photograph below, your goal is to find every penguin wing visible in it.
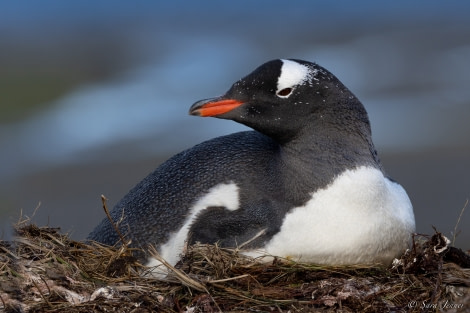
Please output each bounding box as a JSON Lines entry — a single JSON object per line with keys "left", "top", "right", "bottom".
{"left": 87, "top": 131, "right": 279, "bottom": 257}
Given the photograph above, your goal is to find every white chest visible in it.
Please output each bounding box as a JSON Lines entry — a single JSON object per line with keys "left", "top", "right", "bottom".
{"left": 257, "top": 166, "right": 415, "bottom": 265}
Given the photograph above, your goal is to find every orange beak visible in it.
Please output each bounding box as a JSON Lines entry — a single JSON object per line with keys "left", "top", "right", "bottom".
{"left": 189, "top": 98, "right": 245, "bottom": 117}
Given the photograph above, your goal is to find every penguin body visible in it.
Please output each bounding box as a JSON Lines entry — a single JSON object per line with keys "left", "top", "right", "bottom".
{"left": 88, "top": 59, "right": 415, "bottom": 267}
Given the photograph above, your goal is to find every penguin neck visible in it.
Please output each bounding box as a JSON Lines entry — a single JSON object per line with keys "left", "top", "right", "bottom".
{"left": 277, "top": 117, "right": 379, "bottom": 191}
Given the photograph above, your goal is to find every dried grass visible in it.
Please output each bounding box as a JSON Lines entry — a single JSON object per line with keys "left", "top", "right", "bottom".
{"left": 1, "top": 216, "right": 469, "bottom": 313}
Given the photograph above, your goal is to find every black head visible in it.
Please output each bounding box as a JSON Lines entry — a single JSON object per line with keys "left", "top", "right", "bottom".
{"left": 189, "top": 59, "right": 370, "bottom": 144}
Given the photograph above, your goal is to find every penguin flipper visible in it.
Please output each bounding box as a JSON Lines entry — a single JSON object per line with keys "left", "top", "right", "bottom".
{"left": 189, "top": 202, "right": 281, "bottom": 249}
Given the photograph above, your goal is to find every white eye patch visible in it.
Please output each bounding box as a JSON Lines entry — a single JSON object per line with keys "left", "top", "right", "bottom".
{"left": 276, "top": 59, "right": 316, "bottom": 98}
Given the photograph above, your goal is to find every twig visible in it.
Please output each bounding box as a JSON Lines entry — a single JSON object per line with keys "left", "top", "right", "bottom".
{"left": 238, "top": 228, "right": 267, "bottom": 249}
{"left": 207, "top": 274, "right": 250, "bottom": 284}
{"left": 452, "top": 199, "right": 468, "bottom": 246}
{"left": 0, "top": 245, "right": 19, "bottom": 260}
{"left": 16, "top": 202, "right": 41, "bottom": 227}
{"left": 40, "top": 275, "right": 52, "bottom": 295}
{"left": 101, "top": 195, "right": 126, "bottom": 244}
{"left": 149, "top": 247, "right": 224, "bottom": 311}
{"left": 32, "top": 279, "right": 52, "bottom": 308}
{"left": 148, "top": 246, "right": 208, "bottom": 293}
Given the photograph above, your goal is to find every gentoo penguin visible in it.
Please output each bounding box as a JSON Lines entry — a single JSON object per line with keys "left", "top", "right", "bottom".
{"left": 88, "top": 59, "right": 415, "bottom": 269}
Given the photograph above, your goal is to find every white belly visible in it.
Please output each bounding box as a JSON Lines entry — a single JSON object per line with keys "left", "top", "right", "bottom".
{"left": 253, "top": 166, "right": 415, "bottom": 265}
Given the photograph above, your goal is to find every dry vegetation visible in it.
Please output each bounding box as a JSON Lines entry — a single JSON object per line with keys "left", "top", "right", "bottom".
{"left": 1, "top": 217, "right": 469, "bottom": 313}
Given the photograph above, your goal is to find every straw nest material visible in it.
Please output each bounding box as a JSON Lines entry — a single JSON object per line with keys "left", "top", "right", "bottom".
{"left": 1, "top": 217, "right": 469, "bottom": 313}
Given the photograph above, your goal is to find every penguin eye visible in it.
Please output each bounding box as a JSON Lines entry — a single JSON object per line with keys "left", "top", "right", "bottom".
{"left": 276, "top": 87, "right": 293, "bottom": 98}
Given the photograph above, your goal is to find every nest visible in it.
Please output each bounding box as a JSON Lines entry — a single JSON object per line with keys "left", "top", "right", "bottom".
{"left": 1, "top": 218, "right": 469, "bottom": 313}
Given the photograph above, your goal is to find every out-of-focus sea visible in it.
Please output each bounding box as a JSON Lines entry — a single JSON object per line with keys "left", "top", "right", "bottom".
{"left": 0, "top": 1, "right": 469, "bottom": 249}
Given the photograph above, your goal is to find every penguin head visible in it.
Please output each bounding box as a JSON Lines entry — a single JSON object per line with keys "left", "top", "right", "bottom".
{"left": 189, "top": 59, "right": 368, "bottom": 144}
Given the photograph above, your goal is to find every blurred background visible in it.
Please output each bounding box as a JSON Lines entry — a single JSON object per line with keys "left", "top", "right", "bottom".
{"left": 0, "top": 1, "right": 469, "bottom": 249}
